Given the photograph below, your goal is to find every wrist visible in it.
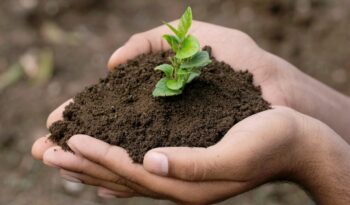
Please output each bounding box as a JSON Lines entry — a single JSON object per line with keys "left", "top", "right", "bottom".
{"left": 292, "top": 116, "right": 350, "bottom": 204}
{"left": 274, "top": 56, "right": 350, "bottom": 139}
{"left": 296, "top": 73, "right": 350, "bottom": 138}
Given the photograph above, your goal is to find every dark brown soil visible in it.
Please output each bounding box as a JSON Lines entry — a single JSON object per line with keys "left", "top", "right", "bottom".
{"left": 49, "top": 47, "right": 270, "bottom": 163}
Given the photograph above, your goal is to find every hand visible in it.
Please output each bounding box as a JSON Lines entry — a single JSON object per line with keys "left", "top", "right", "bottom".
{"left": 108, "top": 20, "right": 350, "bottom": 139}
{"left": 33, "top": 20, "right": 295, "bottom": 199}
{"left": 32, "top": 20, "right": 350, "bottom": 202}
{"left": 32, "top": 20, "right": 291, "bottom": 199}
{"left": 34, "top": 106, "right": 350, "bottom": 204}
{"left": 108, "top": 20, "right": 291, "bottom": 106}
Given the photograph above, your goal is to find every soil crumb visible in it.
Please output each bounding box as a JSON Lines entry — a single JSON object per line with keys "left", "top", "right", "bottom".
{"left": 49, "top": 47, "right": 270, "bottom": 163}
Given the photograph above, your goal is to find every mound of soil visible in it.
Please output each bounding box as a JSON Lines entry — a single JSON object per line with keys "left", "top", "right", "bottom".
{"left": 49, "top": 47, "right": 270, "bottom": 163}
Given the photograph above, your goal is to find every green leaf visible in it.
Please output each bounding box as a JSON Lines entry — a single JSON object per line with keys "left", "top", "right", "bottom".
{"left": 163, "top": 21, "right": 180, "bottom": 37}
{"left": 153, "top": 78, "right": 182, "bottom": 97}
{"left": 162, "top": 34, "right": 179, "bottom": 52}
{"left": 177, "top": 7, "right": 192, "bottom": 39}
{"left": 176, "top": 35, "right": 200, "bottom": 59}
{"left": 187, "top": 71, "right": 201, "bottom": 83}
{"left": 177, "top": 68, "right": 188, "bottom": 75}
{"left": 166, "top": 78, "right": 185, "bottom": 90}
{"left": 177, "top": 68, "right": 190, "bottom": 81}
{"left": 153, "top": 7, "right": 203, "bottom": 98}
{"left": 154, "top": 64, "right": 174, "bottom": 78}
{"left": 181, "top": 51, "right": 211, "bottom": 69}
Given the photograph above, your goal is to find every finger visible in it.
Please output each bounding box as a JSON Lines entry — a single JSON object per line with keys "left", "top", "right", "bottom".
{"left": 67, "top": 135, "right": 167, "bottom": 198}
{"left": 66, "top": 135, "right": 251, "bottom": 203}
{"left": 64, "top": 112, "right": 295, "bottom": 203}
{"left": 44, "top": 144, "right": 159, "bottom": 197}
{"left": 97, "top": 187, "right": 135, "bottom": 198}
{"left": 107, "top": 22, "right": 174, "bottom": 70}
{"left": 143, "top": 106, "right": 299, "bottom": 181}
{"left": 43, "top": 146, "right": 122, "bottom": 182}
{"left": 60, "top": 169, "right": 136, "bottom": 195}
{"left": 31, "top": 135, "right": 56, "bottom": 160}
{"left": 46, "top": 99, "right": 73, "bottom": 128}
{"left": 143, "top": 146, "right": 228, "bottom": 181}
{"left": 67, "top": 135, "right": 136, "bottom": 176}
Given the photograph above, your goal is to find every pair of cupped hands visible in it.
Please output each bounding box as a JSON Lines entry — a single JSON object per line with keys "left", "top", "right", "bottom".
{"left": 32, "top": 21, "right": 350, "bottom": 204}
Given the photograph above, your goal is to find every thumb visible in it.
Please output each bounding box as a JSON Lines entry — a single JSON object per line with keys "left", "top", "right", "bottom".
{"left": 107, "top": 34, "right": 152, "bottom": 70}
{"left": 143, "top": 146, "right": 227, "bottom": 181}
{"left": 107, "top": 24, "right": 172, "bottom": 70}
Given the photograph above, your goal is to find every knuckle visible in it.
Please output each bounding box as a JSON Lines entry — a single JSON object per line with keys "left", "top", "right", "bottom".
{"left": 76, "top": 158, "right": 87, "bottom": 174}
{"left": 122, "top": 174, "right": 138, "bottom": 186}
{"left": 251, "top": 52, "right": 280, "bottom": 84}
{"left": 272, "top": 107, "right": 300, "bottom": 134}
{"left": 263, "top": 57, "right": 279, "bottom": 76}
{"left": 182, "top": 160, "right": 204, "bottom": 181}
{"left": 112, "top": 176, "right": 127, "bottom": 186}
{"left": 258, "top": 65, "right": 278, "bottom": 85}
{"left": 183, "top": 161, "right": 198, "bottom": 181}
{"left": 233, "top": 29, "right": 255, "bottom": 44}
{"left": 275, "top": 107, "right": 297, "bottom": 121}
{"left": 99, "top": 144, "right": 114, "bottom": 165}
{"left": 111, "top": 172, "right": 139, "bottom": 191}
{"left": 123, "top": 179, "right": 137, "bottom": 190}
{"left": 129, "top": 33, "right": 145, "bottom": 42}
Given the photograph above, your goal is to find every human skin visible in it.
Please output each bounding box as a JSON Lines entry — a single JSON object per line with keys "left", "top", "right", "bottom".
{"left": 32, "top": 21, "right": 350, "bottom": 203}
{"left": 107, "top": 21, "right": 350, "bottom": 139}
{"left": 33, "top": 107, "right": 350, "bottom": 204}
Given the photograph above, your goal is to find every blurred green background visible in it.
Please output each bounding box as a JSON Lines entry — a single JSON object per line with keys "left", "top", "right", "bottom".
{"left": 1, "top": 0, "right": 349, "bottom": 204}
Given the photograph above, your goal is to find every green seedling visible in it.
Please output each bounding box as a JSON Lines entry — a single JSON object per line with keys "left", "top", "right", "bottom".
{"left": 152, "top": 7, "right": 211, "bottom": 97}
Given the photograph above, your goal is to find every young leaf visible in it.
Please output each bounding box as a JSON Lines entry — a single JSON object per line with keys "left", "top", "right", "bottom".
{"left": 154, "top": 64, "right": 174, "bottom": 78}
{"left": 166, "top": 78, "right": 184, "bottom": 90}
{"left": 153, "top": 78, "right": 182, "bottom": 97}
{"left": 181, "top": 51, "right": 211, "bottom": 69}
{"left": 176, "top": 35, "right": 200, "bottom": 59}
{"left": 162, "top": 34, "right": 179, "bottom": 52}
{"left": 153, "top": 7, "right": 212, "bottom": 98}
{"left": 177, "top": 7, "right": 192, "bottom": 39}
{"left": 177, "top": 68, "right": 188, "bottom": 75}
{"left": 162, "top": 21, "right": 180, "bottom": 37}
{"left": 187, "top": 71, "right": 201, "bottom": 83}
{"left": 175, "top": 67, "right": 200, "bottom": 84}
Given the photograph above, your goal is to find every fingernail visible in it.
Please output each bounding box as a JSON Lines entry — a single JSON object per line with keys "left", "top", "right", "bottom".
{"left": 144, "top": 152, "right": 168, "bottom": 176}
{"left": 61, "top": 174, "right": 81, "bottom": 183}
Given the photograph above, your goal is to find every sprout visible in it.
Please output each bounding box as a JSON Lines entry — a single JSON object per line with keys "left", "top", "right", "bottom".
{"left": 152, "top": 7, "right": 211, "bottom": 97}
